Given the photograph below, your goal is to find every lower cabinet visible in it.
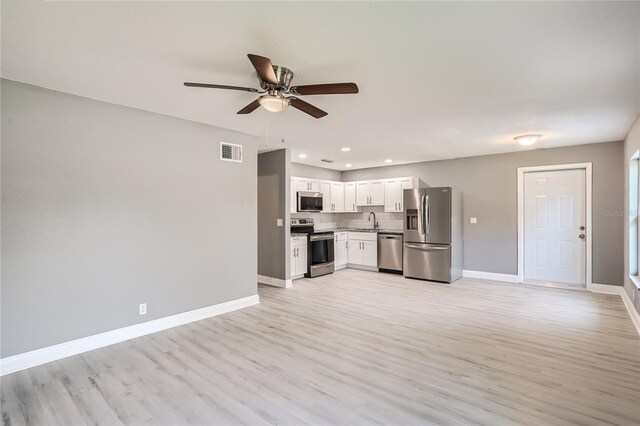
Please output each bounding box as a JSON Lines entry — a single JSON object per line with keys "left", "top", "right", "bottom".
{"left": 291, "top": 236, "right": 308, "bottom": 278}
{"left": 335, "top": 232, "right": 348, "bottom": 269}
{"left": 347, "top": 232, "right": 378, "bottom": 268}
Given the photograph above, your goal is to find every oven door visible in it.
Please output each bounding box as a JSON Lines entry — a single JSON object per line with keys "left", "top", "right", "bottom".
{"left": 307, "top": 233, "right": 335, "bottom": 277}
{"left": 297, "top": 192, "right": 323, "bottom": 212}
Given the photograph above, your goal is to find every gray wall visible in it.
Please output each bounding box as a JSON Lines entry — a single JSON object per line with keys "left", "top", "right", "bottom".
{"left": 258, "top": 149, "right": 290, "bottom": 280}
{"left": 291, "top": 162, "right": 342, "bottom": 181}
{"left": 623, "top": 115, "right": 640, "bottom": 309}
{"left": 1, "top": 80, "right": 259, "bottom": 358}
{"left": 342, "top": 142, "right": 624, "bottom": 285}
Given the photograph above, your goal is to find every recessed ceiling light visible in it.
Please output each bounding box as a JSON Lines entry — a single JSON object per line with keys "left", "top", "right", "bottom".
{"left": 515, "top": 134, "right": 542, "bottom": 146}
{"left": 298, "top": 154, "right": 307, "bottom": 158}
{"left": 341, "top": 147, "right": 351, "bottom": 152}
{"left": 384, "top": 159, "right": 393, "bottom": 163}
{"left": 345, "top": 163, "right": 352, "bottom": 168}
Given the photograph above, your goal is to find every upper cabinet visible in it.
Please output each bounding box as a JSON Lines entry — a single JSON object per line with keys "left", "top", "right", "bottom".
{"left": 331, "top": 181, "right": 345, "bottom": 212}
{"left": 343, "top": 182, "right": 358, "bottom": 212}
{"left": 356, "top": 180, "right": 384, "bottom": 206}
{"left": 294, "top": 177, "right": 320, "bottom": 193}
{"left": 320, "top": 180, "right": 344, "bottom": 213}
{"left": 384, "top": 177, "right": 419, "bottom": 212}
{"left": 291, "top": 175, "right": 421, "bottom": 214}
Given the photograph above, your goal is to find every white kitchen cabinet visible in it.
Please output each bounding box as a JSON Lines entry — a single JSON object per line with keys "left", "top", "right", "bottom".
{"left": 332, "top": 182, "right": 345, "bottom": 212}
{"left": 347, "top": 232, "right": 378, "bottom": 268}
{"left": 320, "top": 180, "right": 332, "bottom": 213}
{"left": 294, "top": 177, "right": 320, "bottom": 192}
{"left": 290, "top": 236, "right": 308, "bottom": 278}
{"left": 335, "top": 232, "right": 348, "bottom": 269}
{"left": 320, "top": 180, "right": 345, "bottom": 213}
{"left": 356, "top": 180, "right": 384, "bottom": 206}
{"left": 384, "top": 177, "right": 418, "bottom": 212}
{"left": 343, "top": 182, "right": 358, "bottom": 212}
{"left": 361, "top": 241, "right": 378, "bottom": 267}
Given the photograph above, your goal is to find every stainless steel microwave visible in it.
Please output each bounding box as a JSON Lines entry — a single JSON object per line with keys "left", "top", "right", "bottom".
{"left": 297, "top": 191, "right": 323, "bottom": 212}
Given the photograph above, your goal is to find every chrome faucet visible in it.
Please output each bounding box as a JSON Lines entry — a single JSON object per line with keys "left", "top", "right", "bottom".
{"left": 368, "top": 211, "right": 379, "bottom": 230}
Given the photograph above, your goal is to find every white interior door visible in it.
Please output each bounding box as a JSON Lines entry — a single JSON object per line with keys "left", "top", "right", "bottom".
{"left": 524, "top": 169, "right": 586, "bottom": 285}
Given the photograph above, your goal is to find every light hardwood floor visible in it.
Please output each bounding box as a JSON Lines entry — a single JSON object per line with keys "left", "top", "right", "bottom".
{"left": 2, "top": 269, "right": 639, "bottom": 425}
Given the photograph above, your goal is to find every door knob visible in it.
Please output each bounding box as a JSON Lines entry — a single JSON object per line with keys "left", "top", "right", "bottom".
{"left": 579, "top": 234, "right": 585, "bottom": 239}
{"left": 579, "top": 226, "right": 585, "bottom": 230}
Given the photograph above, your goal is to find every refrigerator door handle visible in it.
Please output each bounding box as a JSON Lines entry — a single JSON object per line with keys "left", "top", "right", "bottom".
{"left": 424, "top": 195, "right": 430, "bottom": 235}
{"left": 420, "top": 195, "right": 426, "bottom": 235}
{"left": 405, "top": 243, "right": 448, "bottom": 251}
{"left": 424, "top": 195, "right": 431, "bottom": 235}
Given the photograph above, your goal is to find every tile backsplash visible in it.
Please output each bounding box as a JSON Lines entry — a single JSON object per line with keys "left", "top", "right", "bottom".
{"left": 291, "top": 206, "right": 403, "bottom": 231}
{"left": 336, "top": 206, "right": 403, "bottom": 230}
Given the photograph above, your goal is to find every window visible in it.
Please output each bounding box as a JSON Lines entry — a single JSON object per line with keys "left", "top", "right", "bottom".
{"left": 629, "top": 151, "right": 639, "bottom": 275}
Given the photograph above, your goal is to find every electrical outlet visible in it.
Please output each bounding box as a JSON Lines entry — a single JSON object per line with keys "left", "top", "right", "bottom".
{"left": 470, "top": 217, "right": 477, "bottom": 224}
{"left": 139, "top": 303, "right": 147, "bottom": 315}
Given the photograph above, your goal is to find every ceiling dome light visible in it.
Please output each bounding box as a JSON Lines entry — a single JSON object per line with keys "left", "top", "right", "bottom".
{"left": 345, "top": 163, "right": 352, "bottom": 168}
{"left": 515, "top": 134, "right": 542, "bottom": 146}
{"left": 384, "top": 159, "right": 393, "bottom": 163}
{"left": 258, "top": 94, "right": 290, "bottom": 112}
{"left": 341, "top": 147, "right": 351, "bottom": 152}
{"left": 298, "top": 154, "right": 307, "bottom": 159}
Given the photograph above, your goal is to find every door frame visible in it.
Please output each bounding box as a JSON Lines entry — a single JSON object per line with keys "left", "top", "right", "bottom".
{"left": 516, "top": 162, "right": 592, "bottom": 286}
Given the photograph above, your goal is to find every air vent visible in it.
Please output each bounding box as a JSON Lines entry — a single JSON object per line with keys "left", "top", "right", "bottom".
{"left": 220, "top": 142, "right": 242, "bottom": 163}
{"left": 321, "top": 159, "right": 334, "bottom": 163}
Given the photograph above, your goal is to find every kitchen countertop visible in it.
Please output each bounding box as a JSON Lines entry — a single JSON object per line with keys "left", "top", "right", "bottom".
{"left": 291, "top": 229, "right": 403, "bottom": 237}
{"left": 333, "top": 228, "right": 403, "bottom": 235}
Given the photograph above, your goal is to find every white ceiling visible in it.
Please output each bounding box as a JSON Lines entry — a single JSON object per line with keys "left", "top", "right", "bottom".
{"left": 2, "top": 1, "right": 639, "bottom": 170}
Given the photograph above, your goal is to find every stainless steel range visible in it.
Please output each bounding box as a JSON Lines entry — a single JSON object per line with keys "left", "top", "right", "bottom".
{"left": 290, "top": 218, "right": 335, "bottom": 278}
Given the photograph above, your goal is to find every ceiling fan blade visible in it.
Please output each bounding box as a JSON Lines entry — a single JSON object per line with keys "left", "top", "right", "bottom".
{"left": 237, "top": 99, "right": 261, "bottom": 114}
{"left": 184, "top": 82, "right": 258, "bottom": 92}
{"left": 289, "top": 97, "right": 328, "bottom": 119}
{"left": 290, "top": 83, "right": 359, "bottom": 96}
{"left": 247, "top": 54, "right": 278, "bottom": 85}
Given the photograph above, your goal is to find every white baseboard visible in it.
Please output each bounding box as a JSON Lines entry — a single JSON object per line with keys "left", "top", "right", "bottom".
{"left": 463, "top": 270, "right": 520, "bottom": 283}
{"left": 258, "top": 274, "right": 292, "bottom": 288}
{"left": 335, "top": 264, "right": 347, "bottom": 271}
{"left": 589, "top": 283, "right": 640, "bottom": 335}
{"left": 587, "top": 283, "right": 624, "bottom": 294}
{"left": 0, "top": 294, "right": 260, "bottom": 376}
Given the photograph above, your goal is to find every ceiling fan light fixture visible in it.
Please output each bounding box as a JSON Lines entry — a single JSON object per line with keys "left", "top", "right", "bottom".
{"left": 515, "top": 134, "right": 542, "bottom": 146}
{"left": 258, "top": 94, "right": 290, "bottom": 112}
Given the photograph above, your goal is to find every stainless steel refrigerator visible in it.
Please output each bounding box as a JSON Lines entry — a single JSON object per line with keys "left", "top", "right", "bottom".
{"left": 403, "top": 187, "right": 462, "bottom": 283}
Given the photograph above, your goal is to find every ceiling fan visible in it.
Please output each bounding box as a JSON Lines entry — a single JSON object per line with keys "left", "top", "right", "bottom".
{"left": 184, "top": 54, "right": 359, "bottom": 119}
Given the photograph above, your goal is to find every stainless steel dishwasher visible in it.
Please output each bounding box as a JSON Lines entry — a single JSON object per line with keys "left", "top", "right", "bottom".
{"left": 377, "top": 233, "right": 403, "bottom": 273}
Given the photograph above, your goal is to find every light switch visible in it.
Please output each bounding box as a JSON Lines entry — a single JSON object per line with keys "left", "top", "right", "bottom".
{"left": 276, "top": 218, "right": 283, "bottom": 227}
{"left": 470, "top": 217, "right": 477, "bottom": 224}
